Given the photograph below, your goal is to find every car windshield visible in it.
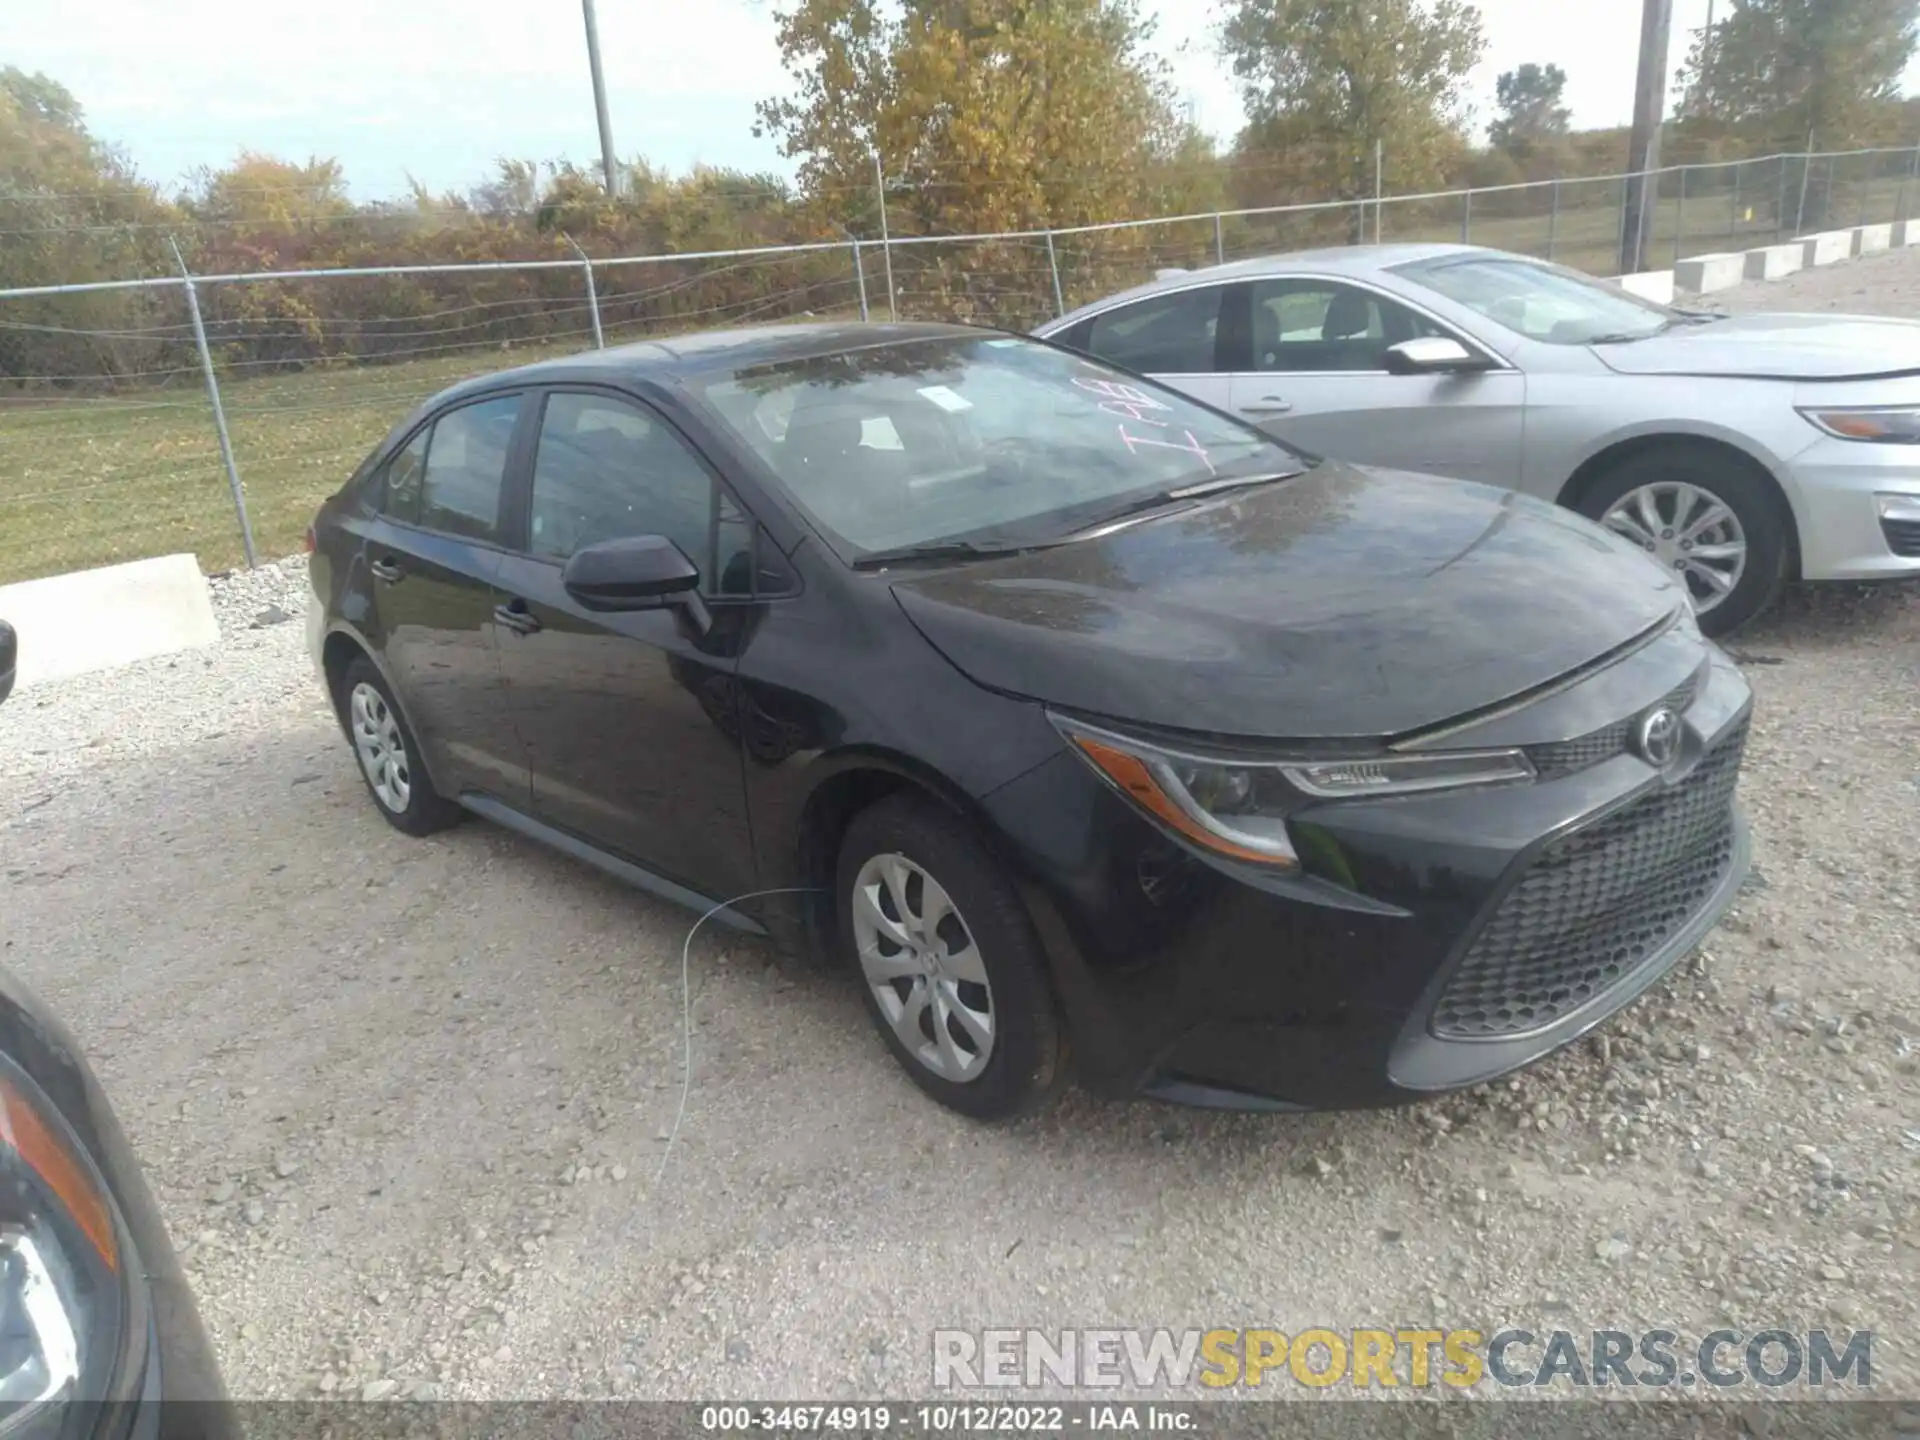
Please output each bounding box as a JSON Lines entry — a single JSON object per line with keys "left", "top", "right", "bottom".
{"left": 1395, "top": 255, "right": 1675, "bottom": 345}
{"left": 692, "top": 334, "right": 1299, "bottom": 560}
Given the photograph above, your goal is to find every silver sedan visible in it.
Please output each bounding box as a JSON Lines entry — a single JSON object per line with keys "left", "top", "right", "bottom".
{"left": 1034, "top": 242, "right": 1920, "bottom": 635}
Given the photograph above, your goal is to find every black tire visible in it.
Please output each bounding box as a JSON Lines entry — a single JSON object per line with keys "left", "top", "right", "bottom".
{"left": 835, "top": 794, "right": 1066, "bottom": 1121}
{"left": 337, "top": 656, "right": 462, "bottom": 837}
{"left": 1573, "top": 444, "right": 1792, "bottom": 638}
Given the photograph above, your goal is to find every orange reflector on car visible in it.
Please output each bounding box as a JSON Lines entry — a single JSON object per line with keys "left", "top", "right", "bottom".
{"left": 0, "top": 1076, "right": 117, "bottom": 1271}
{"left": 1070, "top": 735, "right": 1293, "bottom": 868}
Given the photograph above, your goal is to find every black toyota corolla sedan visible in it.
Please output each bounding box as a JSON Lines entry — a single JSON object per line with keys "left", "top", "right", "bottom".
{"left": 0, "top": 619, "right": 233, "bottom": 1435}
{"left": 307, "top": 322, "right": 1752, "bottom": 1120}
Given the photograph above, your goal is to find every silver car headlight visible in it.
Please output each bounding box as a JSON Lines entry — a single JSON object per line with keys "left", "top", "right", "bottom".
{"left": 1797, "top": 405, "right": 1920, "bottom": 443}
{"left": 0, "top": 1060, "right": 129, "bottom": 1427}
{"left": 1051, "top": 716, "right": 1536, "bottom": 870}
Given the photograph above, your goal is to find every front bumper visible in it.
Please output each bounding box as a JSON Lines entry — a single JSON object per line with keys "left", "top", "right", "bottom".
{"left": 1783, "top": 437, "right": 1920, "bottom": 579}
{"left": 982, "top": 635, "right": 1753, "bottom": 1112}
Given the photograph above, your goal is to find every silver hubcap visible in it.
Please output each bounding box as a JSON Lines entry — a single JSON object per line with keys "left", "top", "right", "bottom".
{"left": 349, "top": 682, "right": 411, "bottom": 812}
{"left": 1601, "top": 481, "right": 1748, "bottom": 616}
{"left": 850, "top": 853, "right": 994, "bottom": 1083}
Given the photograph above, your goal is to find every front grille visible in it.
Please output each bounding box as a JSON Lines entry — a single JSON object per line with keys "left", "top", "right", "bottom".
{"left": 1431, "top": 719, "right": 1746, "bottom": 1040}
{"left": 1525, "top": 672, "right": 1700, "bottom": 779}
{"left": 1884, "top": 517, "right": 1920, "bottom": 558}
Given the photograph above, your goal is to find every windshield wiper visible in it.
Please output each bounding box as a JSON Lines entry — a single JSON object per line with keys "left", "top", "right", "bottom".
{"left": 851, "top": 538, "right": 1055, "bottom": 570}
{"left": 1067, "top": 470, "right": 1302, "bottom": 536}
{"left": 1589, "top": 315, "right": 1695, "bottom": 345}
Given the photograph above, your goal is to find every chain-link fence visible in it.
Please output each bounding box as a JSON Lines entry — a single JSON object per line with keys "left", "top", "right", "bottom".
{"left": 5, "top": 145, "right": 1918, "bottom": 585}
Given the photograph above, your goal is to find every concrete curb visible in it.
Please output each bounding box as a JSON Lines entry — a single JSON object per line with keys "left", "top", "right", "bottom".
{"left": 1795, "top": 231, "right": 1854, "bottom": 268}
{"left": 0, "top": 553, "right": 220, "bottom": 691}
{"left": 1660, "top": 214, "right": 1916, "bottom": 298}
{"left": 1616, "top": 270, "right": 1676, "bottom": 304}
{"left": 1673, "top": 253, "right": 1746, "bottom": 294}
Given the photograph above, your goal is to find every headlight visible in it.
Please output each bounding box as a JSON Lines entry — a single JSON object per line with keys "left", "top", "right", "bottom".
{"left": 1052, "top": 716, "right": 1535, "bottom": 869}
{"left": 1797, "top": 405, "right": 1920, "bottom": 443}
{"left": 0, "top": 1062, "right": 128, "bottom": 1424}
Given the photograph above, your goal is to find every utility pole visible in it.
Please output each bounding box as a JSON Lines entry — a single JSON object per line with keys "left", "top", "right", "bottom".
{"left": 582, "top": 0, "right": 620, "bottom": 198}
{"left": 1619, "top": 0, "right": 1675, "bottom": 275}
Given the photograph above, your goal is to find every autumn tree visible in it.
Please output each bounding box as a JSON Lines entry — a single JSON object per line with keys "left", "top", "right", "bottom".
{"left": 754, "top": 0, "right": 1196, "bottom": 238}
{"left": 1218, "top": 0, "right": 1485, "bottom": 213}
{"left": 1489, "top": 63, "right": 1571, "bottom": 156}
{"left": 1677, "top": 0, "right": 1920, "bottom": 149}
{"left": 0, "top": 68, "right": 179, "bottom": 384}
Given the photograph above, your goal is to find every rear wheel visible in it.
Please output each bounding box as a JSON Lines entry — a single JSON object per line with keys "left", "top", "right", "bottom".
{"left": 339, "top": 657, "right": 461, "bottom": 836}
{"left": 836, "top": 795, "right": 1066, "bottom": 1121}
{"left": 1575, "top": 445, "right": 1791, "bottom": 637}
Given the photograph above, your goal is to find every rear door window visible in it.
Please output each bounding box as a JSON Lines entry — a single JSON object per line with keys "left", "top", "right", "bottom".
{"left": 414, "top": 395, "right": 523, "bottom": 542}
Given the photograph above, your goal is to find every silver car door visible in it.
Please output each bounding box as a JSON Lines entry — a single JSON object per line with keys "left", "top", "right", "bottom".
{"left": 1224, "top": 276, "right": 1527, "bottom": 489}
{"left": 1061, "top": 280, "right": 1235, "bottom": 410}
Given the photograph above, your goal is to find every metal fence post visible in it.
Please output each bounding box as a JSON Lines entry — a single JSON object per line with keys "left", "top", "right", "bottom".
{"left": 872, "top": 149, "right": 897, "bottom": 321}
{"left": 1044, "top": 230, "right": 1065, "bottom": 317}
{"left": 1213, "top": 213, "right": 1225, "bottom": 265}
{"left": 1461, "top": 188, "right": 1472, "bottom": 243}
{"left": 1547, "top": 177, "right": 1560, "bottom": 261}
{"left": 1374, "top": 138, "right": 1384, "bottom": 243}
{"left": 1730, "top": 160, "right": 1741, "bottom": 240}
{"left": 1673, "top": 166, "right": 1687, "bottom": 266}
{"left": 564, "top": 235, "right": 604, "bottom": 349}
{"left": 1795, "top": 152, "right": 1812, "bottom": 236}
{"left": 850, "top": 239, "right": 869, "bottom": 321}
{"left": 1859, "top": 151, "right": 1872, "bottom": 226}
{"left": 168, "top": 238, "right": 256, "bottom": 569}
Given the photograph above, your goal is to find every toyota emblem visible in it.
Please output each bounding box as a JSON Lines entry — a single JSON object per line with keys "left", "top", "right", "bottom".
{"left": 1635, "top": 706, "right": 1682, "bottom": 768}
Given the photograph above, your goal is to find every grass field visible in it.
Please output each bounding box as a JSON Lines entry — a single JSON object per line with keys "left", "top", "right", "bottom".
{"left": 0, "top": 338, "right": 592, "bottom": 584}
{"left": 1, "top": 167, "right": 1910, "bottom": 587}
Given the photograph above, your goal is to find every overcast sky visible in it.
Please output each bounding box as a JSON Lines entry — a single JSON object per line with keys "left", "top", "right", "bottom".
{"left": 0, "top": 0, "right": 1848, "bottom": 200}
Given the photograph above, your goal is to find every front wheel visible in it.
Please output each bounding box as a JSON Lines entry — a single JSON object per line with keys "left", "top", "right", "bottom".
{"left": 1574, "top": 446, "right": 1791, "bottom": 638}
{"left": 836, "top": 795, "right": 1066, "bottom": 1121}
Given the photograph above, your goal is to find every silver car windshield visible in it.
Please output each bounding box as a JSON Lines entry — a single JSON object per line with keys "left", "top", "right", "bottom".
{"left": 694, "top": 335, "right": 1297, "bottom": 559}
{"left": 1396, "top": 255, "right": 1675, "bottom": 345}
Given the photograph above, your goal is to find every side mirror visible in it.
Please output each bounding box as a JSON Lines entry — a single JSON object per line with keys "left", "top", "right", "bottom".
{"left": 1383, "top": 336, "right": 1492, "bottom": 376}
{"left": 562, "top": 536, "right": 710, "bottom": 631}
{"left": 0, "top": 620, "right": 14, "bottom": 706}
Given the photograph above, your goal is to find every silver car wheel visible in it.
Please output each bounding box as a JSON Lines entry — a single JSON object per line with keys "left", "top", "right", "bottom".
{"left": 349, "top": 682, "right": 412, "bottom": 813}
{"left": 850, "top": 852, "right": 994, "bottom": 1083}
{"left": 1601, "top": 480, "right": 1749, "bottom": 616}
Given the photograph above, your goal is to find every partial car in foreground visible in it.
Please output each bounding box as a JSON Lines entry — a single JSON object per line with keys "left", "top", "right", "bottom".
{"left": 1036, "top": 242, "right": 1920, "bottom": 635}
{"left": 0, "top": 619, "right": 233, "bottom": 1436}
{"left": 308, "top": 322, "right": 1752, "bottom": 1120}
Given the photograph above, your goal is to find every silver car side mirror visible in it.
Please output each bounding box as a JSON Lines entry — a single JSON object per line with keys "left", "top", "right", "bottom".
{"left": 1383, "top": 336, "right": 1491, "bottom": 375}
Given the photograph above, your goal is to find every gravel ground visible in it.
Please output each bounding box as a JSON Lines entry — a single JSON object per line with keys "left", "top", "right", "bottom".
{"left": 3, "top": 254, "right": 1920, "bottom": 1409}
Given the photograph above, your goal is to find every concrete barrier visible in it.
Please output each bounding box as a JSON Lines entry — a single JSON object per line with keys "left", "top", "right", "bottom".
{"left": 1674, "top": 253, "right": 1747, "bottom": 294}
{"left": 1895, "top": 219, "right": 1920, "bottom": 246}
{"left": 1615, "top": 270, "right": 1676, "bottom": 305}
{"left": 1853, "top": 222, "right": 1895, "bottom": 256}
{"left": 1742, "top": 242, "right": 1805, "bottom": 281}
{"left": 0, "top": 553, "right": 219, "bottom": 691}
{"left": 1797, "top": 231, "right": 1853, "bottom": 267}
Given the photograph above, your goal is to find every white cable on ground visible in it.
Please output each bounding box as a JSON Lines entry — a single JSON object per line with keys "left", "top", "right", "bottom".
{"left": 652, "top": 886, "right": 820, "bottom": 1191}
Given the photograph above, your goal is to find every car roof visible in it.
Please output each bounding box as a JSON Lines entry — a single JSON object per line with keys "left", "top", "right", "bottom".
{"left": 1038, "top": 242, "right": 1492, "bottom": 332}
{"left": 428, "top": 320, "right": 994, "bottom": 410}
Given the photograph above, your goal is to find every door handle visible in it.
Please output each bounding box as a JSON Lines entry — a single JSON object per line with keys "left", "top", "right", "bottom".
{"left": 1242, "top": 396, "right": 1293, "bottom": 415}
{"left": 493, "top": 600, "right": 543, "bottom": 636}
{"left": 369, "top": 557, "right": 405, "bottom": 584}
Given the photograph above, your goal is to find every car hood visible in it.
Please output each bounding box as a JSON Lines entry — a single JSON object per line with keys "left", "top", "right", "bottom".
{"left": 1592, "top": 312, "right": 1920, "bottom": 379}
{"left": 889, "top": 464, "right": 1687, "bottom": 741}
